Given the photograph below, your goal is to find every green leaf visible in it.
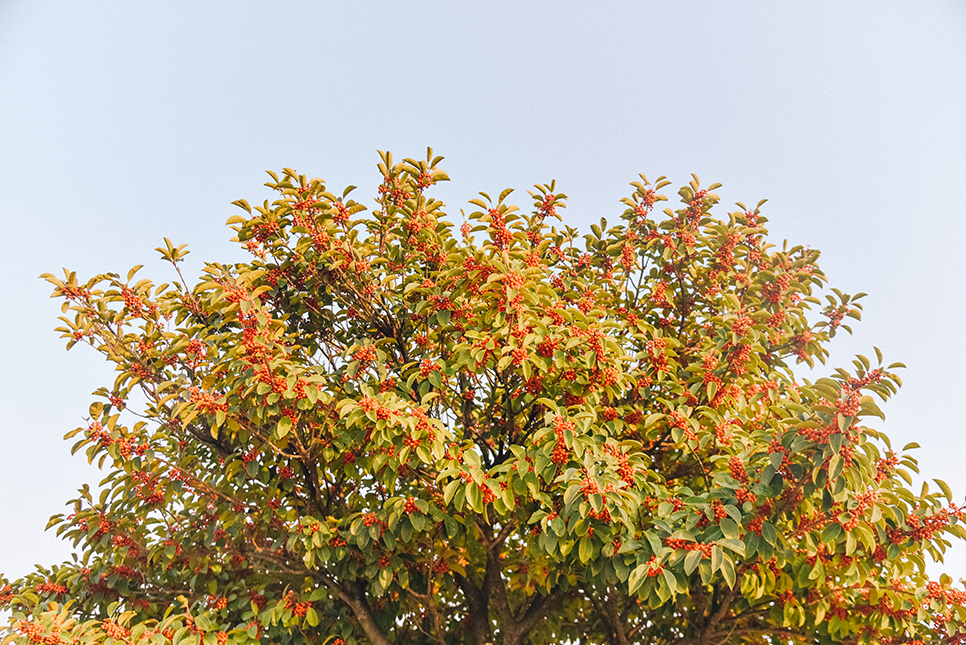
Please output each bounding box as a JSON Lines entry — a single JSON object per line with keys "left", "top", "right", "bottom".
{"left": 305, "top": 607, "right": 319, "bottom": 627}
{"left": 769, "top": 451, "right": 784, "bottom": 470}
{"left": 822, "top": 523, "right": 842, "bottom": 543}
{"left": 935, "top": 478, "right": 953, "bottom": 503}
{"left": 564, "top": 484, "right": 581, "bottom": 507}
{"left": 463, "top": 450, "right": 481, "bottom": 469}
{"left": 743, "top": 531, "right": 759, "bottom": 558}
{"left": 443, "top": 480, "right": 460, "bottom": 505}
{"left": 684, "top": 549, "right": 702, "bottom": 575}
{"left": 829, "top": 454, "right": 844, "bottom": 479}
{"left": 276, "top": 416, "right": 292, "bottom": 439}
{"left": 717, "top": 538, "right": 745, "bottom": 556}
{"left": 759, "top": 464, "right": 775, "bottom": 487}
{"left": 720, "top": 556, "right": 736, "bottom": 588}
{"left": 829, "top": 432, "right": 843, "bottom": 453}
{"left": 706, "top": 380, "right": 717, "bottom": 401}
{"left": 719, "top": 517, "right": 739, "bottom": 540}
{"left": 845, "top": 531, "right": 856, "bottom": 555}
{"left": 466, "top": 483, "right": 482, "bottom": 513}
{"left": 579, "top": 537, "right": 593, "bottom": 564}
{"left": 627, "top": 564, "right": 648, "bottom": 594}
{"left": 378, "top": 567, "right": 393, "bottom": 591}
{"left": 411, "top": 513, "right": 426, "bottom": 532}
{"left": 711, "top": 546, "right": 723, "bottom": 573}
{"left": 644, "top": 413, "right": 664, "bottom": 428}
{"left": 761, "top": 522, "right": 778, "bottom": 546}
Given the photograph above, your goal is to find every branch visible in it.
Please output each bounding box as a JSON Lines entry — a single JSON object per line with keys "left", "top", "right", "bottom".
{"left": 482, "top": 536, "right": 514, "bottom": 628}
{"left": 514, "top": 586, "right": 564, "bottom": 637}
{"left": 452, "top": 572, "right": 490, "bottom": 645}
{"left": 700, "top": 586, "right": 736, "bottom": 644}
{"left": 689, "top": 578, "right": 709, "bottom": 630}
{"left": 316, "top": 574, "right": 392, "bottom": 645}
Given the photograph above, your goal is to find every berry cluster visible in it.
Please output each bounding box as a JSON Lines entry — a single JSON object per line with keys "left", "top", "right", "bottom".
{"left": 728, "top": 456, "right": 749, "bottom": 483}
{"left": 16, "top": 620, "right": 64, "bottom": 645}
{"left": 188, "top": 387, "right": 227, "bottom": 414}
{"left": 551, "top": 416, "right": 574, "bottom": 464}
{"left": 710, "top": 500, "right": 728, "bottom": 522}
{"left": 580, "top": 471, "right": 601, "bottom": 498}
{"left": 645, "top": 338, "right": 668, "bottom": 372}
{"left": 419, "top": 358, "right": 439, "bottom": 377}
{"left": 887, "top": 504, "right": 964, "bottom": 544}
{"left": 207, "top": 595, "right": 228, "bottom": 611}
{"left": 283, "top": 592, "right": 312, "bottom": 617}
{"left": 875, "top": 454, "right": 898, "bottom": 483}
{"left": 35, "top": 583, "right": 68, "bottom": 596}
{"left": 354, "top": 345, "right": 377, "bottom": 371}
{"left": 665, "top": 538, "right": 713, "bottom": 558}
{"left": 731, "top": 314, "right": 752, "bottom": 335}
{"left": 602, "top": 443, "right": 636, "bottom": 485}
{"left": 735, "top": 487, "right": 756, "bottom": 504}
{"left": 761, "top": 274, "right": 791, "bottom": 303}
{"left": 504, "top": 272, "right": 525, "bottom": 289}
{"left": 486, "top": 208, "right": 513, "bottom": 249}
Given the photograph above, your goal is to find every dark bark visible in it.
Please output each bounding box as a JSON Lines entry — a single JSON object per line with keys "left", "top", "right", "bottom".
{"left": 688, "top": 577, "right": 709, "bottom": 632}
{"left": 604, "top": 588, "right": 630, "bottom": 645}
{"left": 505, "top": 587, "right": 563, "bottom": 645}
{"left": 700, "top": 586, "right": 736, "bottom": 642}
{"left": 672, "top": 583, "right": 737, "bottom": 645}
{"left": 318, "top": 574, "right": 392, "bottom": 645}
{"left": 453, "top": 572, "right": 492, "bottom": 645}
{"left": 478, "top": 520, "right": 563, "bottom": 645}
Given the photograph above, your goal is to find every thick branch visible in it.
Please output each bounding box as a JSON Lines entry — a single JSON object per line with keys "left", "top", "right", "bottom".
{"left": 482, "top": 532, "right": 514, "bottom": 628}
{"left": 452, "top": 572, "right": 490, "bottom": 645}
{"left": 317, "top": 574, "right": 392, "bottom": 645}
{"left": 604, "top": 587, "right": 630, "bottom": 645}
{"left": 476, "top": 518, "right": 562, "bottom": 645}
{"left": 699, "top": 586, "right": 736, "bottom": 644}
{"left": 514, "top": 587, "right": 564, "bottom": 639}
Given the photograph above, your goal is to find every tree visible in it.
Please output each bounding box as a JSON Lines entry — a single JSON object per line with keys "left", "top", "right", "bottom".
{"left": 3, "top": 149, "right": 965, "bottom": 645}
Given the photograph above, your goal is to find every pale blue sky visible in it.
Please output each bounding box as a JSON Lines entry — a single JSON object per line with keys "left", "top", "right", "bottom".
{"left": 2, "top": 1, "right": 966, "bottom": 583}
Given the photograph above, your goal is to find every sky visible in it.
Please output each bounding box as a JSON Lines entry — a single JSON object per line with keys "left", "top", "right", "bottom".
{"left": 2, "top": 1, "right": 966, "bottom": 587}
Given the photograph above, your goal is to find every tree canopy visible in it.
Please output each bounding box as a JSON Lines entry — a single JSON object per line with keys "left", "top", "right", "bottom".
{"left": 3, "top": 150, "right": 965, "bottom": 645}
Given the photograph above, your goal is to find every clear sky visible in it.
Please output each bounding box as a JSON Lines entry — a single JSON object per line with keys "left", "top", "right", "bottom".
{"left": 2, "top": 1, "right": 966, "bottom": 585}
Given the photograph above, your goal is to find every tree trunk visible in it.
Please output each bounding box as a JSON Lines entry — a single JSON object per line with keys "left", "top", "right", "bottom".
{"left": 453, "top": 572, "right": 492, "bottom": 645}
{"left": 319, "top": 574, "right": 392, "bottom": 645}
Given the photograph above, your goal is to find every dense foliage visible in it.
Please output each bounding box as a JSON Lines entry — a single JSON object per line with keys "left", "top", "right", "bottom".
{"left": 3, "top": 150, "right": 966, "bottom": 645}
